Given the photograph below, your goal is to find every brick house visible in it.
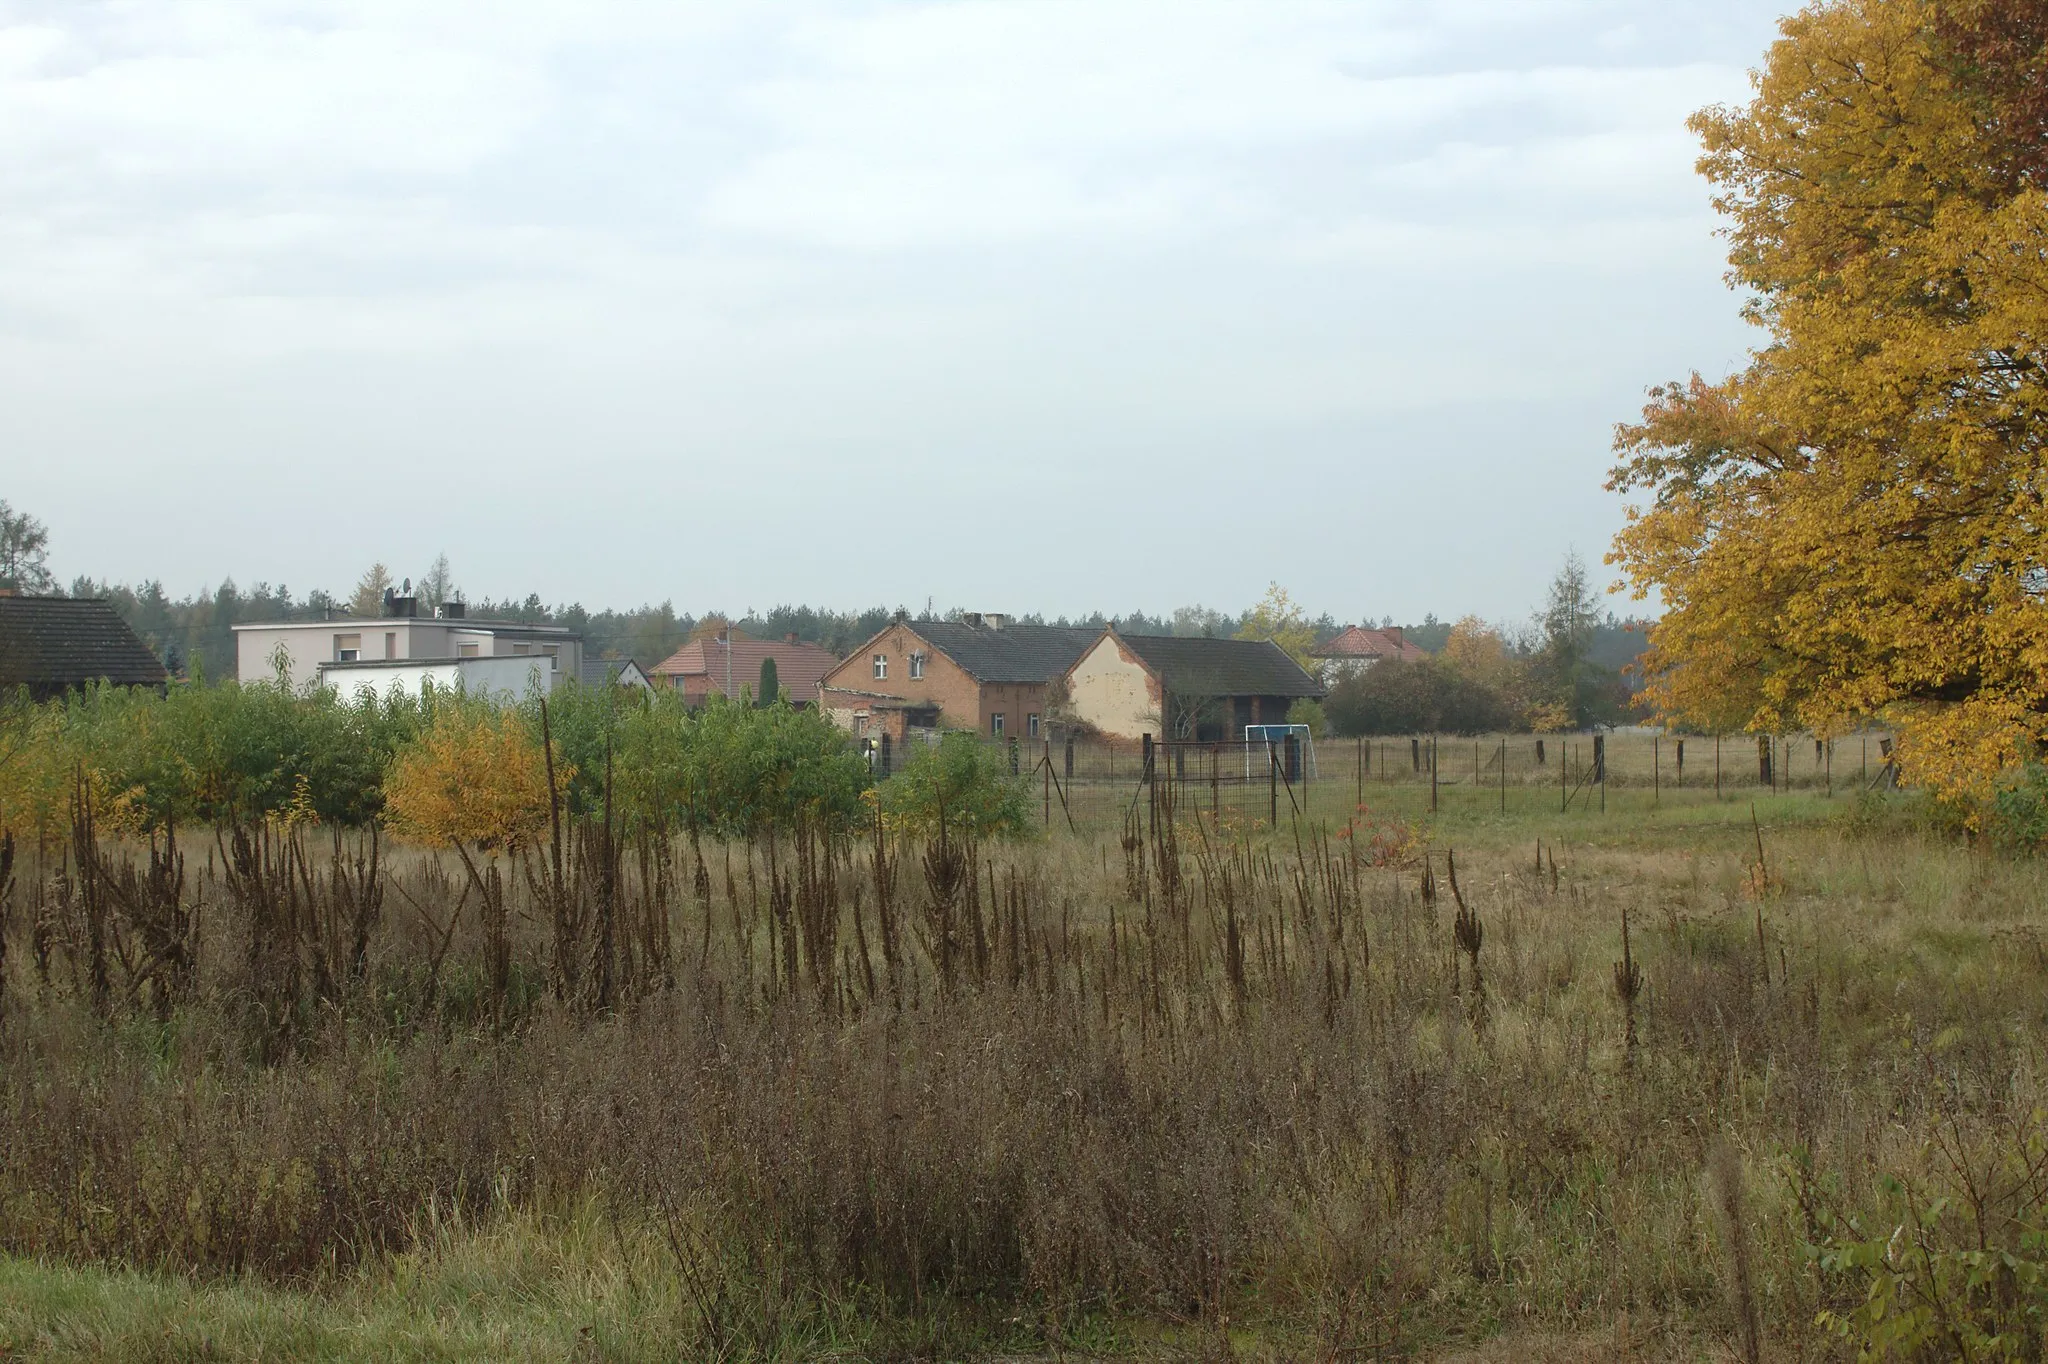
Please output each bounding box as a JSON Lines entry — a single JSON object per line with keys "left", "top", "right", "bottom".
{"left": 1310, "top": 625, "right": 1427, "bottom": 682}
{"left": 819, "top": 614, "right": 1097, "bottom": 742}
{"left": 651, "top": 631, "right": 839, "bottom": 706}
{"left": 1061, "top": 628, "right": 1325, "bottom": 742}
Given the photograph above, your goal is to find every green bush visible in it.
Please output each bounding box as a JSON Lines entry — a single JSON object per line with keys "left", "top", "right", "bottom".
{"left": 1989, "top": 763, "right": 2048, "bottom": 852}
{"left": 878, "top": 732, "right": 1033, "bottom": 840}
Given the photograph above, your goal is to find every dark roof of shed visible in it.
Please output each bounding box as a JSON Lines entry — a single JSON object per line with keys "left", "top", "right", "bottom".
{"left": 0, "top": 596, "right": 169, "bottom": 696}
{"left": 580, "top": 656, "right": 644, "bottom": 687}
{"left": 910, "top": 621, "right": 1100, "bottom": 683}
{"left": 1106, "top": 632, "right": 1325, "bottom": 699}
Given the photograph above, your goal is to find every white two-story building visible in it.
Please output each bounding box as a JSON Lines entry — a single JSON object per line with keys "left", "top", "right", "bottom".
{"left": 233, "top": 594, "right": 584, "bottom": 700}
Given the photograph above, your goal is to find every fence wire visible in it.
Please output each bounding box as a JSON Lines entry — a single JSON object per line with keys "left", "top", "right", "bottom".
{"left": 869, "top": 729, "right": 1900, "bottom": 831}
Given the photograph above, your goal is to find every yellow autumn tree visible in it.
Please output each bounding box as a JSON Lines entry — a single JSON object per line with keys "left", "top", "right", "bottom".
{"left": 1440, "top": 616, "right": 1536, "bottom": 723}
{"left": 1608, "top": 0, "right": 2048, "bottom": 815}
{"left": 383, "top": 705, "right": 564, "bottom": 856}
{"left": 1235, "top": 582, "right": 1320, "bottom": 673}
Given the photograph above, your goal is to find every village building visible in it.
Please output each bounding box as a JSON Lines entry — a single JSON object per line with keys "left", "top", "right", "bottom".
{"left": 0, "top": 594, "right": 169, "bottom": 701}
{"left": 1060, "top": 628, "right": 1325, "bottom": 742}
{"left": 580, "top": 656, "right": 654, "bottom": 691}
{"left": 233, "top": 592, "right": 583, "bottom": 691}
{"left": 818, "top": 614, "right": 1097, "bottom": 743}
{"left": 650, "top": 629, "right": 838, "bottom": 706}
{"left": 321, "top": 654, "right": 565, "bottom": 704}
{"left": 1310, "top": 625, "right": 1427, "bottom": 681}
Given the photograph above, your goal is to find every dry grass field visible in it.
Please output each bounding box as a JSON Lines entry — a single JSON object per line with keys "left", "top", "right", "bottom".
{"left": 1, "top": 779, "right": 2041, "bottom": 1361}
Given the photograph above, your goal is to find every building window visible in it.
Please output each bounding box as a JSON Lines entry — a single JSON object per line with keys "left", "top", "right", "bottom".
{"left": 1027, "top": 713, "right": 1040, "bottom": 739}
{"left": 909, "top": 651, "right": 925, "bottom": 680}
{"left": 458, "top": 643, "right": 480, "bottom": 658}
{"left": 335, "top": 633, "right": 361, "bottom": 663}
{"left": 384, "top": 632, "right": 398, "bottom": 660}
{"left": 854, "top": 714, "right": 870, "bottom": 737}
{"left": 990, "top": 713, "right": 1004, "bottom": 737}
{"left": 873, "top": 653, "right": 887, "bottom": 680}
{"left": 542, "top": 645, "right": 559, "bottom": 671}
{"left": 514, "top": 643, "right": 531, "bottom": 656}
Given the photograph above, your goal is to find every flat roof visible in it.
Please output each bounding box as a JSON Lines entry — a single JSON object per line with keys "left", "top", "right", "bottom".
{"left": 235, "top": 618, "right": 579, "bottom": 638}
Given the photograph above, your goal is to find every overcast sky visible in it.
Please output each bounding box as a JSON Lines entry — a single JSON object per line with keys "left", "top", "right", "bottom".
{"left": 1, "top": 1, "right": 1791, "bottom": 624}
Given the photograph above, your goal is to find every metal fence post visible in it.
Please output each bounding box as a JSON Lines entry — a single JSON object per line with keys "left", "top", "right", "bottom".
{"left": 1268, "top": 740, "right": 1278, "bottom": 825}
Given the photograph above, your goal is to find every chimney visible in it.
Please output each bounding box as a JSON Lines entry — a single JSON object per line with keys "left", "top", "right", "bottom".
{"left": 383, "top": 594, "right": 418, "bottom": 619}
{"left": 982, "top": 613, "right": 1007, "bottom": 631}
{"left": 960, "top": 612, "right": 983, "bottom": 628}
{"left": 442, "top": 600, "right": 465, "bottom": 620}
{"left": 786, "top": 632, "right": 799, "bottom": 644}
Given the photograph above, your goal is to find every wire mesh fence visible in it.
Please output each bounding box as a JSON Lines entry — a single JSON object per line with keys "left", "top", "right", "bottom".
{"left": 870, "top": 727, "right": 1900, "bottom": 831}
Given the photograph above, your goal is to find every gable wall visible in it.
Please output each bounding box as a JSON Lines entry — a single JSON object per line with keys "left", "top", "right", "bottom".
{"left": 1064, "top": 635, "right": 1162, "bottom": 741}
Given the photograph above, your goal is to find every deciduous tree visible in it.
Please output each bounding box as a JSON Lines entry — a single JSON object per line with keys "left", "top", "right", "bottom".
{"left": 1608, "top": 0, "right": 2048, "bottom": 811}
{"left": 1235, "top": 582, "right": 1318, "bottom": 673}
{"left": 0, "top": 501, "right": 55, "bottom": 594}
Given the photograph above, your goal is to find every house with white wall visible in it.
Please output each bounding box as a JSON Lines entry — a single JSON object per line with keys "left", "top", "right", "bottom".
{"left": 233, "top": 593, "right": 583, "bottom": 695}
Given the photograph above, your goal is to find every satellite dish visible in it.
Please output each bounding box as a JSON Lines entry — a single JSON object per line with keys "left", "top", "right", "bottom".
{"left": 402, "top": 578, "right": 412, "bottom": 593}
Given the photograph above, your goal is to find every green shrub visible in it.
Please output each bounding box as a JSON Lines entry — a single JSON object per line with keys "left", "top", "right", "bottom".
{"left": 1989, "top": 764, "right": 2048, "bottom": 852}
{"left": 878, "top": 732, "right": 1033, "bottom": 839}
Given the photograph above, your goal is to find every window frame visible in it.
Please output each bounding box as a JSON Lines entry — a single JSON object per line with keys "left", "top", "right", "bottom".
{"left": 909, "top": 651, "right": 925, "bottom": 680}
{"left": 872, "top": 653, "right": 888, "bottom": 680}
{"left": 990, "top": 712, "right": 1005, "bottom": 737}
{"left": 1026, "top": 713, "right": 1040, "bottom": 739}
{"left": 335, "top": 632, "right": 362, "bottom": 663}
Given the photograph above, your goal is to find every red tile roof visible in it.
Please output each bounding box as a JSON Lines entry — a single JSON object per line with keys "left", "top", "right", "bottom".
{"left": 1311, "top": 625, "right": 1428, "bottom": 663}
{"left": 651, "top": 637, "right": 840, "bottom": 704}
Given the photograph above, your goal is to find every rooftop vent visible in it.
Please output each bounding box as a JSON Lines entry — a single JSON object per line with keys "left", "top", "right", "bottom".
{"left": 381, "top": 589, "right": 419, "bottom": 619}
{"left": 437, "top": 600, "right": 466, "bottom": 620}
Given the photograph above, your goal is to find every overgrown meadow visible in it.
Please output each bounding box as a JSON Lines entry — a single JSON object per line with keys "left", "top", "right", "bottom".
{"left": 1, "top": 680, "right": 2045, "bottom": 1361}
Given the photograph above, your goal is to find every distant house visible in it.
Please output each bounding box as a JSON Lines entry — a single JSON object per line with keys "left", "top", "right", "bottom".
{"left": 651, "top": 631, "right": 838, "bottom": 706}
{"left": 233, "top": 592, "right": 583, "bottom": 691}
{"left": 1311, "top": 625, "right": 1427, "bottom": 682}
{"left": 0, "top": 594, "right": 169, "bottom": 701}
{"left": 580, "top": 656, "right": 653, "bottom": 691}
{"left": 818, "top": 614, "right": 1097, "bottom": 742}
{"left": 1061, "top": 628, "right": 1325, "bottom": 742}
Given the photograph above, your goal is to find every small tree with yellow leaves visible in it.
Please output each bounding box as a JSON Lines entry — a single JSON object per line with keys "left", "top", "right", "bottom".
{"left": 384, "top": 702, "right": 569, "bottom": 1019}
{"left": 1235, "top": 582, "right": 1320, "bottom": 674}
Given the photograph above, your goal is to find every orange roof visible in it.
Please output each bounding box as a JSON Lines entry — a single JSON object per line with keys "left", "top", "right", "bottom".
{"left": 1311, "top": 625, "right": 1427, "bottom": 663}
{"left": 651, "top": 637, "right": 841, "bottom": 703}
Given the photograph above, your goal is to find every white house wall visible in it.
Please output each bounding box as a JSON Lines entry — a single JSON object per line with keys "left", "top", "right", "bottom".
{"left": 321, "top": 656, "right": 558, "bottom": 705}
{"left": 1064, "top": 636, "right": 1160, "bottom": 741}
